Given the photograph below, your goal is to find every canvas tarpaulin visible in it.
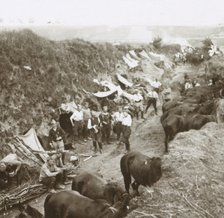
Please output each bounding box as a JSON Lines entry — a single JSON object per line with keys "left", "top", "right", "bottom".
{"left": 121, "top": 91, "right": 143, "bottom": 102}
{"left": 18, "top": 128, "right": 48, "bottom": 162}
{"left": 139, "top": 50, "right": 151, "bottom": 60}
{"left": 129, "top": 50, "right": 141, "bottom": 60}
{"left": 93, "top": 89, "right": 117, "bottom": 98}
{"left": 122, "top": 56, "right": 139, "bottom": 69}
{"left": 148, "top": 52, "right": 165, "bottom": 62}
{"left": 116, "top": 74, "right": 133, "bottom": 87}
{"left": 126, "top": 53, "right": 139, "bottom": 64}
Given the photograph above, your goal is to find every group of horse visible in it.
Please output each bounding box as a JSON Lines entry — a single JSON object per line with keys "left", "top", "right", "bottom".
{"left": 160, "top": 84, "right": 223, "bottom": 153}
{"left": 15, "top": 151, "right": 162, "bottom": 218}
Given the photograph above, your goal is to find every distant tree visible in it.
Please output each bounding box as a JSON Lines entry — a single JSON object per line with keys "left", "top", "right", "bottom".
{"left": 202, "top": 38, "right": 214, "bottom": 60}
{"left": 202, "top": 38, "right": 213, "bottom": 50}
{"left": 152, "top": 37, "right": 162, "bottom": 49}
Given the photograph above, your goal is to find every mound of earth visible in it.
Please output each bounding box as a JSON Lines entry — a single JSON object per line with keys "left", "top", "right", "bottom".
{"left": 128, "top": 122, "right": 224, "bottom": 218}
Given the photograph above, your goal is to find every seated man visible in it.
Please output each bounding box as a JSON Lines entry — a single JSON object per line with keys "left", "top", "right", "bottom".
{"left": 39, "top": 156, "right": 66, "bottom": 193}
{"left": 0, "top": 154, "right": 22, "bottom": 189}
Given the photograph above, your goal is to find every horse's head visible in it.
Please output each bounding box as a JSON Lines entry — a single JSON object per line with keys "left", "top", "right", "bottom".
{"left": 104, "top": 182, "right": 126, "bottom": 205}
{"left": 147, "top": 157, "right": 162, "bottom": 186}
{"left": 112, "top": 193, "right": 130, "bottom": 218}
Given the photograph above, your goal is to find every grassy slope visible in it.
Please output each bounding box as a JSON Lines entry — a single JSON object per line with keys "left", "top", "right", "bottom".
{"left": 0, "top": 29, "right": 126, "bottom": 144}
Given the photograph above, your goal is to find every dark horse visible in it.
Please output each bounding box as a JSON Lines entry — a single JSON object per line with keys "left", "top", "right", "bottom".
{"left": 120, "top": 151, "right": 162, "bottom": 196}
{"left": 44, "top": 190, "right": 129, "bottom": 218}
{"left": 72, "top": 171, "right": 126, "bottom": 205}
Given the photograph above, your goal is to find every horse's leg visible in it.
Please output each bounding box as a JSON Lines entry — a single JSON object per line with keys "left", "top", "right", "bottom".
{"left": 132, "top": 181, "right": 140, "bottom": 196}
{"left": 124, "top": 174, "right": 131, "bottom": 194}
{"left": 164, "top": 129, "right": 169, "bottom": 153}
{"left": 136, "top": 108, "right": 139, "bottom": 120}
{"left": 165, "top": 134, "right": 168, "bottom": 153}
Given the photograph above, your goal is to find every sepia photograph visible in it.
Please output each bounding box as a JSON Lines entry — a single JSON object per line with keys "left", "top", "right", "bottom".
{"left": 0, "top": 0, "right": 224, "bottom": 217}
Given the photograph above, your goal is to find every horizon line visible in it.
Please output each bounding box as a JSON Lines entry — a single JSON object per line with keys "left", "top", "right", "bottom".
{"left": 1, "top": 23, "right": 224, "bottom": 28}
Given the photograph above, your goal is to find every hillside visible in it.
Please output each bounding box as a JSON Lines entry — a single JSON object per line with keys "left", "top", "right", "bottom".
{"left": 0, "top": 29, "right": 127, "bottom": 144}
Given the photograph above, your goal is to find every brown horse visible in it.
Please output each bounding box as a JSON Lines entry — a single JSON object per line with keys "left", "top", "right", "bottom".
{"left": 44, "top": 190, "right": 129, "bottom": 218}
{"left": 120, "top": 151, "right": 162, "bottom": 195}
{"left": 72, "top": 171, "right": 126, "bottom": 205}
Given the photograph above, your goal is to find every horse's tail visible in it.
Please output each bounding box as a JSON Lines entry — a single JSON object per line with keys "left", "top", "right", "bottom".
{"left": 120, "top": 154, "right": 132, "bottom": 193}
{"left": 44, "top": 193, "right": 53, "bottom": 218}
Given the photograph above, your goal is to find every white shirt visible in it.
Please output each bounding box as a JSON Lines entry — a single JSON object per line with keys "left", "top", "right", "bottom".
{"left": 70, "top": 110, "right": 83, "bottom": 123}
{"left": 147, "top": 91, "right": 159, "bottom": 99}
{"left": 87, "top": 118, "right": 101, "bottom": 129}
{"left": 133, "top": 93, "right": 143, "bottom": 102}
{"left": 112, "top": 112, "right": 124, "bottom": 122}
{"left": 185, "top": 82, "right": 193, "bottom": 90}
{"left": 82, "top": 108, "right": 91, "bottom": 120}
{"left": 151, "top": 81, "right": 161, "bottom": 88}
{"left": 61, "top": 102, "right": 78, "bottom": 113}
{"left": 122, "top": 114, "right": 132, "bottom": 127}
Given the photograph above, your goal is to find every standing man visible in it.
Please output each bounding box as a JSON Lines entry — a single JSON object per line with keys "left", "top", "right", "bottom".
{"left": 151, "top": 78, "right": 161, "bottom": 94}
{"left": 145, "top": 89, "right": 159, "bottom": 115}
{"left": 70, "top": 104, "right": 84, "bottom": 140}
{"left": 134, "top": 90, "right": 144, "bottom": 119}
{"left": 87, "top": 111, "right": 103, "bottom": 153}
{"left": 112, "top": 106, "right": 124, "bottom": 140}
{"left": 82, "top": 101, "right": 91, "bottom": 141}
{"left": 49, "top": 119, "right": 65, "bottom": 152}
{"left": 99, "top": 105, "right": 112, "bottom": 144}
{"left": 120, "top": 107, "right": 132, "bottom": 152}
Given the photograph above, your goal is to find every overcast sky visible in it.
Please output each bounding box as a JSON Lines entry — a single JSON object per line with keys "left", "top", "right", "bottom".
{"left": 0, "top": 0, "right": 224, "bottom": 26}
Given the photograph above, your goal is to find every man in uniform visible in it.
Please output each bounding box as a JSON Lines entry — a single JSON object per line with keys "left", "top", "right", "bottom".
{"left": 99, "top": 105, "right": 112, "bottom": 144}
{"left": 112, "top": 106, "right": 124, "bottom": 140}
{"left": 87, "top": 111, "right": 103, "bottom": 153}
{"left": 145, "top": 89, "right": 159, "bottom": 115}
{"left": 120, "top": 107, "right": 132, "bottom": 152}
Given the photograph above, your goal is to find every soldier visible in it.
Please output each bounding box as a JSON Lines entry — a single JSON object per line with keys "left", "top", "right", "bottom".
{"left": 120, "top": 107, "right": 132, "bottom": 152}
{"left": 87, "top": 111, "right": 103, "bottom": 153}
{"left": 99, "top": 105, "right": 112, "bottom": 144}
{"left": 112, "top": 106, "right": 124, "bottom": 140}
{"left": 145, "top": 89, "right": 159, "bottom": 115}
